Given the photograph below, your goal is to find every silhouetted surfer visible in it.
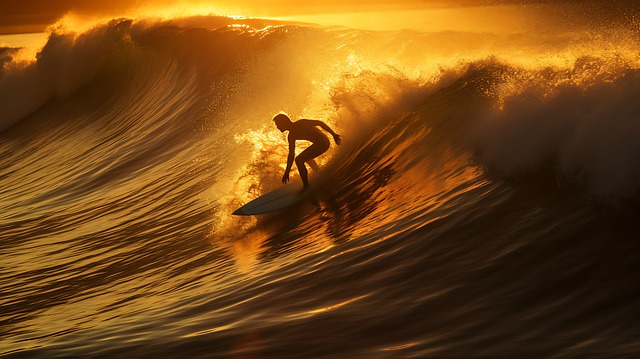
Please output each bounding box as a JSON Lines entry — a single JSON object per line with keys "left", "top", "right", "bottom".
{"left": 273, "top": 113, "right": 341, "bottom": 192}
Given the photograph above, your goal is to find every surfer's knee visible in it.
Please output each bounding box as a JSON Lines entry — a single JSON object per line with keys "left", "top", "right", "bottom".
{"left": 295, "top": 156, "right": 306, "bottom": 167}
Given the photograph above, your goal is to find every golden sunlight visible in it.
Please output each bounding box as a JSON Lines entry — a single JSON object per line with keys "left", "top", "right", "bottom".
{"left": 1, "top": 0, "right": 623, "bottom": 35}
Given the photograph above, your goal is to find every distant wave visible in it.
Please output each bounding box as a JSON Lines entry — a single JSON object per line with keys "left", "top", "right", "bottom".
{"left": 0, "top": 16, "right": 290, "bottom": 133}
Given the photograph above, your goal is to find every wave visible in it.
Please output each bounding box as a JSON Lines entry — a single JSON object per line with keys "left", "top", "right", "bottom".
{"left": 2, "top": 15, "right": 640, "bottom": 203}
{"left": 3, "top": 12, "right": 640, "bottom": 357}
{"left": 228, "top": 60, "right": 640, "bottom": 239}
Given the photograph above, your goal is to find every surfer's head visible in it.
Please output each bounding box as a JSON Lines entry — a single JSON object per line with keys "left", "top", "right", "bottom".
{"left": 273, "top": 113, "right": 292, "bottom": 132}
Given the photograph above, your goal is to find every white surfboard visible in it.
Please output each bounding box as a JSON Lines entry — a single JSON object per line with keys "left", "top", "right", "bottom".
{"left": 232, "top": 184, "right": 310, "bottom": 215}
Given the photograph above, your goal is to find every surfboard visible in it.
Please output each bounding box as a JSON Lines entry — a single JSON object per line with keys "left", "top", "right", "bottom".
{"left": 232, "top": 184, "right": 310, "bottom": 215}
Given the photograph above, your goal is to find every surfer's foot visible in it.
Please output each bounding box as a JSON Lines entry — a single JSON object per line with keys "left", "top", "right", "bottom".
{"left": 298, "top": 185, "right": 309, "bottom": 194}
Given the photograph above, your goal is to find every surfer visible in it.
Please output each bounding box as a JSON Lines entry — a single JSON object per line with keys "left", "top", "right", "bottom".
{"left": 274, "top": 113, "right": 341, "bottom": 192}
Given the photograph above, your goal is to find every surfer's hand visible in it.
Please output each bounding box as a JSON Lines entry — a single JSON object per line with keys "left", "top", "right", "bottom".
{"left": 282, "top": 171, "right": 290, "bottom": 184}
{"left": 333, "top": 134, "right": 342, "bottom": 145}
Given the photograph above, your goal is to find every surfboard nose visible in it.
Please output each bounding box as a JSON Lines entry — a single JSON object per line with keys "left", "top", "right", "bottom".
{"left": 231, "top": 183, "right": 310, "bottom": 215}
{"left": 232, "top": 208, "right": 248, "bottom": 216}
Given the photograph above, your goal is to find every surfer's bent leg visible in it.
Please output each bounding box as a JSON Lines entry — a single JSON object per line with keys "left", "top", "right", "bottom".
{"left": 295, "top": 140, "right": 330, "bottom": 190}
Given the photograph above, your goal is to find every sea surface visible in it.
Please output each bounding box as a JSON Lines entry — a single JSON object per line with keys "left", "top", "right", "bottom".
{"left": 2, "top": 13, "right": 640, "bottom": 358}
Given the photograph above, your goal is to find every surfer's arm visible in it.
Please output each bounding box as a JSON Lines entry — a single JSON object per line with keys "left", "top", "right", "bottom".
{"left": 307, "top": 119, "right": 342, "bottom": 145}
{"left": 282, "top": 137, "right": 295, "bottom": 184}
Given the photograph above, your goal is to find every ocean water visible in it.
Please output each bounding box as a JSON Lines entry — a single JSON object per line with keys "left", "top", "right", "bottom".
{"left": 2, "top": 13, "right": 640, "bottom": 358}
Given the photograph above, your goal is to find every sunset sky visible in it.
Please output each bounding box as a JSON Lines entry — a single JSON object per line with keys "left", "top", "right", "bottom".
{"left": 0, "top": 0, "right": 638, "bottom": 35}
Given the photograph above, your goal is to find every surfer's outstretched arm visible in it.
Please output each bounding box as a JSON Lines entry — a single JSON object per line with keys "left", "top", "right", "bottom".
{"left": 282, "top": 137, "right": 296, "bottom": 184}
{"left": 307, "top": 119, "right": 342, "bottom": 145}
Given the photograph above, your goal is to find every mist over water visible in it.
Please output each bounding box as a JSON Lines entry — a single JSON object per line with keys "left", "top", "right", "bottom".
{"left": 2, "top": 9, "right": 640, "bottom": 358}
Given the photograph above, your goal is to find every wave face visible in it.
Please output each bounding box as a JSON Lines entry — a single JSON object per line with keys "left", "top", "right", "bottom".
{"left": 2, "top": 14, "right": 640, "bottom": 358}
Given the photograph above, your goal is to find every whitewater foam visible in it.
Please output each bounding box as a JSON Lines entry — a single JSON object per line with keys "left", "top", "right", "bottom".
{"left": 468, "top": 60, "right": 640, "bottom": 201}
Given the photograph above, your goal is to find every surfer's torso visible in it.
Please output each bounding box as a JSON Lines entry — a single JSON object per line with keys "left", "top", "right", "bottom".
{"left": 288, "top": 119, "right": 330, "bottom": 145}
